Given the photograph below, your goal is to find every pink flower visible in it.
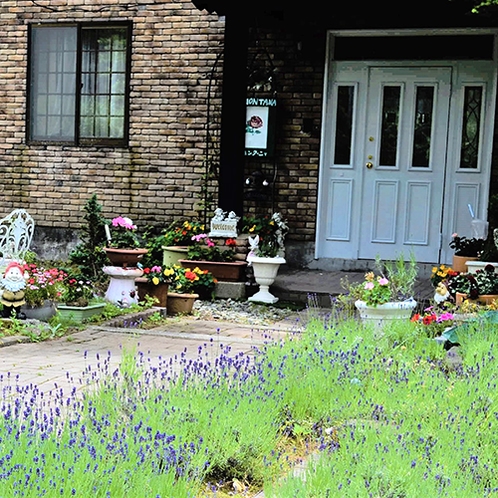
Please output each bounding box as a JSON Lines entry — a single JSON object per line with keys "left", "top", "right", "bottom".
{"left": 364, "top": 282, "right": 374, "bottom": 290}
{"left": 378, "top": 277, "right": 389, "bottom": 286}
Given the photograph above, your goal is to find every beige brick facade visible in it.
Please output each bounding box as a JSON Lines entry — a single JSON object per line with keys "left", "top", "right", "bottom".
{"left": 0, "top": 1, "right": 326, "bottom": 263}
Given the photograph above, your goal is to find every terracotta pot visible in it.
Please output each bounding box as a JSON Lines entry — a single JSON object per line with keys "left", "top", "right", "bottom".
{"left": 452, "top": 255, "right": 478, "bottom": 273}
{"left": 167, "top": 292, "right": 198, "bottom": 316}
{"left": 104, "top": 248, "right": 148, "bottom": 268}
{"left": 135, "top": 278, "right": 169, "bottom": 307}
{"left": 178, "top": 259, "right": 247, "bottom": 282}
{"left": 456, "top": 292, "right": 498, "bottom": 306}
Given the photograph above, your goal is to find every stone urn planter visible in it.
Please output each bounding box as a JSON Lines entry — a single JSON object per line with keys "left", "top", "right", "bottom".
{"left": 178, "top": 259, "right": 247, "bottom": 282}
{"left": 355, "top": 299, "right": 417, "bottom": 328}
{"left": 104, "top": 248, "right": 148, "bottom": 268}
{"left": 166, "top": 292, "right": 198, "bottom": 316}
{"left": 246, "top": 255, "right": 285, "bottom": 304}
{"left": 57, "top": 303, "right": 106, "bottom": 322}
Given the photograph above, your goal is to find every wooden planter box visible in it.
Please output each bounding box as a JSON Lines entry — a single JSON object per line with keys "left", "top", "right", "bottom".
{"left": 178, "top": 259, "right": 247, "bottom": 282}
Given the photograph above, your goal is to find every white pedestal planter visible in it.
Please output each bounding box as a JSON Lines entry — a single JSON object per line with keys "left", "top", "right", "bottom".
{"left": 103, "top": 266, "right": 143, "bottom": 307}
{"left": 355, "top": 299, "right": 417, "bottom": 329}
{"left": 247, "top": 255, "right": 285, "bottom": 304}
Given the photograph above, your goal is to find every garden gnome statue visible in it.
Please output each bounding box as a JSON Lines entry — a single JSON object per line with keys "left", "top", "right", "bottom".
{"left": 0, "top": 261, "right": 26, "bottom": 318}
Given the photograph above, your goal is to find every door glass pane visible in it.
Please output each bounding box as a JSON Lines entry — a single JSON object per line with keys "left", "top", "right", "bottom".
{"left": 412, "top": 86, "right": 434, "bottom": 167}
{"left": 460, "top": 86, "right": 482, "bottom": 169}
{"left": 334, "top": 86, "right": 355, "bottom": 165}
{"left": 379, "top": 86, "right": 400, "bottom": 166}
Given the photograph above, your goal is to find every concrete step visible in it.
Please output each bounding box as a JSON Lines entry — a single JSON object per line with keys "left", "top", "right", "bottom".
{"left": 271, "top": 267, "right": 435, "bottom": 308}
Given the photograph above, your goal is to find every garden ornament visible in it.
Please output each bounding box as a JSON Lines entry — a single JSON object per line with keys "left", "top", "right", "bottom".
{"left": 247, "top": 235, "right": 260, "bottom": 260}
{"left": 0, "top": 261, "right": 27, "bottom": 318}
{"left": 434, "top": 282, "right": 450, "bottom": 304}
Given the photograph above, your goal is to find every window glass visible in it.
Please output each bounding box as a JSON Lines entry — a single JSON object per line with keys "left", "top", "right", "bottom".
{"left": 460, "top": 86, "right": 483, "bottom": 169}
{"left": 28, "top": 24, "right": 129, "bottom": 145}
{"left": 379, "top": 86, "right": 401, "bottom": 166}
{"left": 333, "top": 85, "right": 355, "bottom": 165}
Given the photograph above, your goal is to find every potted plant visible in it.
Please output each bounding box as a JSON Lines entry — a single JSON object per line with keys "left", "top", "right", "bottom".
{"left": 165, "top": 264, "right": 217, "bottom": 315}
{"left": 449, "top": 233, "right": 485, "bottom": 272}
{"left": 160, "top": 220, "right": 206, "bottom": 267}
{"left": 243, "top": 212, "right": 288, "bottom": 304}
{"left": 447, "top": 264, "right": 498, "bottom": 305}
{"left": 57, "top": 273, "right": 105, "bottom": 322}
{"left": 135, "top": 265, "right": 171, "bottom": 308}
{"left": 352, "top": 254, "right": 418, "bottom": 326}
{"left": 104, "top": 216, "right": 148, "bottom": 268}
{"left": 178, "top": 234, "right": 246, "bottom": 282}
{"left": 22, "top": 263, "right": 67, "bottom": 321}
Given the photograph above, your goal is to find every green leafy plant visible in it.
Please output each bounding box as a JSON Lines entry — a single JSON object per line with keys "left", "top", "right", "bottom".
{"left": 162, "top": 220, "right": 206, "bottom": 247}
{"left": 142, "top": 265, "right": 172, "bottom": 285}
{"left": 69, "top": 194, "right": 109, "bottom": 282}
{"left": 447, "top": 264, "right": 498, "bottom": 298}
{"left": 449, "top": 233, "right": 485, "bottom": 257}
{"left": 242, "top": 212, "right": 288, "bottom": 258}
{"left": 166, "top": 264, "right": 216, "bottom": 297}
{"left": 23, "top": 263, "right": 67, "bottom": 307}
{"left": 345, "top": 254, "right": 418, "bottom": 307}
{"left": 186, "top": 234, "right": 236, "bottom": 262}
{"left": 61, "top": 272, "right": 95, "bottom": 307}
{"left": 107, "top": 216, "right": 141, "bottom": 249}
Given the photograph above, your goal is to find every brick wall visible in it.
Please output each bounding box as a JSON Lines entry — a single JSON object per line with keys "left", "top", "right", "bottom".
{"left": 0, "top": 2, "right": 327, "bottom": 263}
{"left": 0, "top": 0, "right": 225, "bottom": 250}
{"left": 244, "top": 27, "right": 326, "bottom": 251}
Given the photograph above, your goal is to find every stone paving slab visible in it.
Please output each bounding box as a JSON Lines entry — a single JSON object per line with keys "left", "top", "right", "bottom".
{"left": 0, "top": 313, "right": 303, "bottom": 397}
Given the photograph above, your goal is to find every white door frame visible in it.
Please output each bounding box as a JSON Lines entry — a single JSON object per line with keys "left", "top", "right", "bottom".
{"left": 316, "top": 28, "right": 498, "bottom": 265}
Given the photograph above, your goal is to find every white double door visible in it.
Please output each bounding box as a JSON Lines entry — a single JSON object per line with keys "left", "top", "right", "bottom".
{"left": 318, "top": 62, "right": 495, "bottom": 263}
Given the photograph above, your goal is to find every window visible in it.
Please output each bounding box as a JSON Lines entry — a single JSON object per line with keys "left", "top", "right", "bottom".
{"left": 27, "top": 23, "right": 131, "bottom": 146}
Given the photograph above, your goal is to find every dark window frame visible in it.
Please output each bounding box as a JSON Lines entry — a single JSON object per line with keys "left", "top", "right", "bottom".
{"left": 26, "top": 21, "right": 132, "bottom": 147}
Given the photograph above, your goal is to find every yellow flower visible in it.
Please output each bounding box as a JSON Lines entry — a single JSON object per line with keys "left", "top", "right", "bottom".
{"left": 365, "top": 272, "right": 375, "bottom": 282}
{"left": 164, "top": 268, "right": 174, "bottom": 276}
{"left": 249, "top": 225, "right": 255, "bottom": 233}
{"left": 152, "top": 276, "right": 159, "bottom": 285}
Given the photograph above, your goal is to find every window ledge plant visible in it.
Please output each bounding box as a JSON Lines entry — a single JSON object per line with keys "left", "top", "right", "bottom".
{"left": 106, "top": 216, "right": 141, "bottom": 249}
{"left": 186, "top": 234, "right": 237, "bottom": 262}
{"left": 243, "top": 212, "right": 288, "bottom": 258}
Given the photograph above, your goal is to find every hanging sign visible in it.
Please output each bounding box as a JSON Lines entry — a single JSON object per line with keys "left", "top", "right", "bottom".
{"left": 244, "top": 98, "right": 276, "bottom": 158}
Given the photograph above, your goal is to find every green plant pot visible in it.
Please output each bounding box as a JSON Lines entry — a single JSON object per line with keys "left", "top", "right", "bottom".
{"left": 57, "top": 303, "right": 106, "bottom": 322}
{"left": 162, "top": 246, "right": 189, "bottom": 267}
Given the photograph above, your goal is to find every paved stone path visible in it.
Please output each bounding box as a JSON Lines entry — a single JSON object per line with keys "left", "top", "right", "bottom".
{"left": 0, "top": 313, "right": 302, "bottom": 397}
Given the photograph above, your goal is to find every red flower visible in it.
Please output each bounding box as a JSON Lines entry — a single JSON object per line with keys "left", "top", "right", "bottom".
{"left": 143, "top": 268, "right": 150, "bottom": 274}
{"left": 411, "top": 313, "right": 421, "bottom": 322}
{"left": 225, "top": 238, "right": 237, "bottom": 247}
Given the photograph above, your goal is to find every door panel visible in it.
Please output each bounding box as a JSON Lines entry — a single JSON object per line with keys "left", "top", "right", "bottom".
{"left": 358, "top": 67, "right": 451, "bottom": 261}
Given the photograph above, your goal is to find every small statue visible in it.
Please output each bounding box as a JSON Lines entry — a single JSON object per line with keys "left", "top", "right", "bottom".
{"left": 434, "top": 282, "right": 450, "bottom": 304}
{"left": 247, "top": 235, "right": 260, "bottom": 259}
{"left": 213, "top": 208, "right": 226, "bottom": 221}
{"left": 227, "top": 211, "right": 240, "bottom": 222}
{"left": 0, "top": 261, "right": 27, "bottom": 319}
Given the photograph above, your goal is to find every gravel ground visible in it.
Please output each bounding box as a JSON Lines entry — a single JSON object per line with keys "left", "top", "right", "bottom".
{"left": 191, "top": 299, "right": 304, "bottom": 326}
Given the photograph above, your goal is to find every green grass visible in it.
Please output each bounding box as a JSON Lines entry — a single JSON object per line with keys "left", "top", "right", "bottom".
{"left": 0, "top": 309, "right": 498, "bottom": 496}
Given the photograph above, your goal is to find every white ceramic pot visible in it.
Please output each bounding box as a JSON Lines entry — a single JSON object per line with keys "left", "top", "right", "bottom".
{"left": 355, "top": 299, "right": 417, "bottom": 328}
{"left": 465, "top": 261, "right": 498, "bottom": 274}
{"left": 247, "top": 255, "right": 285, "bottom": 304}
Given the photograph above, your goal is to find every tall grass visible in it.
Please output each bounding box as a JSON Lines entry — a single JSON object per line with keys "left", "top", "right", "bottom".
{"left": 0, "top": 312, "right": 497, "bottom": 496}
